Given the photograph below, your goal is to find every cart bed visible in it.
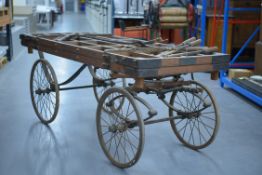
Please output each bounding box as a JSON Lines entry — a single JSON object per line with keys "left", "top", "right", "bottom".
{"left": 20, "top": 33, "right": 229, "bottom": 78}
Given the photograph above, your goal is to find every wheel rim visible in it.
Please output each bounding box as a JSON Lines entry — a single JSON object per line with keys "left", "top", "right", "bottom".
{"left": 93, "top": 68, "right": 126, "bottom": 102}
{"left": 30, "top": 59, "right": 60, "bottom": 124}
{"left": 96, "top": 87, "right": 144, "bottom": 168}
{"left": 169, "top": 81, "right": 220, "bottom": 149}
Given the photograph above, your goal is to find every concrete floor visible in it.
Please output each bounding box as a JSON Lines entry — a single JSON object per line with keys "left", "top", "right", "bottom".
{"left": 0, "top": 13, "right": 262, "bottom": 175}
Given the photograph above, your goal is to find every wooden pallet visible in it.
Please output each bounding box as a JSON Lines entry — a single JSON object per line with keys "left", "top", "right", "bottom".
{"left": 0, "top": 57, "right": 8, "bottom": 69}
{"left": 0, "top": 7, "right": 12, "bottom": 27}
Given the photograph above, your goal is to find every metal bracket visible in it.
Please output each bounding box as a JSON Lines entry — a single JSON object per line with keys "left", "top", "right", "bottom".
{"left": 59, "top": 64, "right": 87, "bottom": 86}
{"left": 132, "top": 95, "right": 158, "bottom": 121}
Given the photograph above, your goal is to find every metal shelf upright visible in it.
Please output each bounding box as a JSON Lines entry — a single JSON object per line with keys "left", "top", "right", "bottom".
{"left": 192, "top": 0, "right": 207, "bottom": 46}
{"left": 220, "top": 0, "right": 262, "bottom": 106}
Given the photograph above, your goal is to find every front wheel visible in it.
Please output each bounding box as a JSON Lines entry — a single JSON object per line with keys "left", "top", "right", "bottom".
{"left": 96, "top": 87, "right": 144, "bottom": 168}
{"left": 169, "top": 81, "right": 220, "bottom": 150}
{"left": 30, "top": 59, "right": 60, "bottom": 124}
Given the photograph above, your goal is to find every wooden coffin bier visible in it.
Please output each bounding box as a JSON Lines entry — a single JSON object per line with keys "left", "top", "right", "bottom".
{"left": 20, "top": 33, "right": 230, "bottom": 78}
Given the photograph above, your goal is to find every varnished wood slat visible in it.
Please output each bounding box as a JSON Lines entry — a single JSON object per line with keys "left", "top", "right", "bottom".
{"left": 21, "top": 36, "right": 106, "bottom": 67}
{"left": 110, "top": 63, "right": 228, "bottom": 78}
{"left": 106, "top": 52, "right": 229, "bottom": 69}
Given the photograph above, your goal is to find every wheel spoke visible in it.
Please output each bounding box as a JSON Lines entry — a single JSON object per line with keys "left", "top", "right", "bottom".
{"left": 102, "top": 130, "right": 110, "bottom": 136}
{"left": 42, "top": 95, "right": 49, "bottom": 119}
{"left": 189, "top": 93, "right": 195, "bottom": 111}
{"left": 105, "top": 132, "right": 115, "bottom": 147}
{"left": 198, "top": 118, "right": 212, "bottom": 137}
{"left": 119, "top": 132, "right": 131, "bottom": 162}
{"left": 181, "top": 119, "right": 189, "bottom": 138}
{"left": 45, "top": 95, "right": 52, "bottom": 117}
{"left": 48, "top": 93, "right": 56, "bottom": 109}
{"left": 126, "top": 110, "right": 135, "bottom": 118}
{"left": 101, "top": 115, "right": 111, "bottom": 126}
{"left": 173, "top": 100, "right": 185, "bottom": 110}
{"left": 123, "top": 131, "right": 137, "bottom": 156}
{"left": 201, "top": 111, "right": 215, "bottom": 115}
{"left": 196, "top": 119, "right": 207, "bottom": 143}
{"left": 178, "top": 119, "right": 187, "bottom": 133}
{"left": 189, "top": 119, "right": 196, "bottom": 145}
{"left": 36, "top": 94, "right": 43, "bottom": 107}
{"left": 176, "top": 94, "right": 189, "bottom": 112}
{"left": 175, "top": 119, "right": 184, "bottom": 126}
{"left": 126, "top": 102, "right": 131, "bottom": 117}
{"left": 183, "top": 91, "right": 191, "bottom": 111}
{"left": 201, "top": 115, "right": 215, "bottom": 121}
{"left": 113, "top": 133, "right": 120, "bottom": 161}
{"left": 127, "top": 128, "right": 139, "bottom": 140}
{"left": 39, "top": 96, "right": 44, "bottom": 116}
{"left": 198, "top": 118, "right": 214, "bottom": 130}
{"left": 114, "top": 133, "right": 124, "bottom": 162}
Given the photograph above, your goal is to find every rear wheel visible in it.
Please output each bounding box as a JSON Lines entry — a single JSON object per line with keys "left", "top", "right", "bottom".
{"left": 93, "top": 68, "right": 126, "bottom": 102}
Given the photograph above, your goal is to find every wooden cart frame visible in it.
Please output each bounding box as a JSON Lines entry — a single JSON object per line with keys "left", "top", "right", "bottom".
{"left": 21, "top": 33, "right": 229, "bottom": 168}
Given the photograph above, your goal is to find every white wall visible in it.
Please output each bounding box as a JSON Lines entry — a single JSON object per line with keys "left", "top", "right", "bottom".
{"left": 14, "top": 0, "right": 51, "bottom": 6}
{"left": 13, "top": 0, "right": 27, "bottom": 5}
{"left": 74, "top": 0, "right": 78, "bottom": 13}
{"left": 45, "top": 0, "right": 49, "bottom": 6}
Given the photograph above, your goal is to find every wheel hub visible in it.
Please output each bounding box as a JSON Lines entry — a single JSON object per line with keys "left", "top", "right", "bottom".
{"left": 108, "top": 123, "right": 128, "bottom": 133}
{"left": 109, "top": 81, "right": 115, "bottom": 87}
{"left": 35, "top": 82, "right": 55, "bottom": 95}
{"left": 95, "top": 80, "right": 115, "bottom": 88}
{"left": 117, "top": 123, "right": 128, "bottom": 132}
{"left": 108, "top": 125, "right": 117, "bottom": 133}
{"left": 104, "top": 81, "right": 115, "bottom": 87}
{"left": 178, "top": 111, "right": 201, "bottom": 119}
{"left": 35, "top": 87, "right": 52, "bottom": 95}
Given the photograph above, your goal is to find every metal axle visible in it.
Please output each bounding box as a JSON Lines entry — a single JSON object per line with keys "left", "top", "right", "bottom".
{"left": 143, "top": 116, "right": 182, "bottom": 125}
{"left": 59, "top": 84, "right": 97, "bottom": 91}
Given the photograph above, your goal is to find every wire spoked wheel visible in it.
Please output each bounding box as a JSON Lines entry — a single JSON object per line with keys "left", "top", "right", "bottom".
{"left": 30, "top": 59, "right": 60, "bottom": 124}
{"left": 169, "top": 81, "right": 220, "bottom": 150}
{"left": 96, "top": 87, "right": 144, "bottom": 168}
{"left": 93, "top": 68, "right": 126, "bottom": 102}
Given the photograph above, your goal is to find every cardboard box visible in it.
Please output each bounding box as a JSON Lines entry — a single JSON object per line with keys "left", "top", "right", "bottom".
{"left": 255, "top": 41, "right": 262, "bottom": 75}
{"left": 228, "top": 69, "right": 253, "bottom": 79}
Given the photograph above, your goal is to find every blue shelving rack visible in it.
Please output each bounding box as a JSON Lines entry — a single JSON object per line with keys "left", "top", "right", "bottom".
{"left": 220, "top": 0, "right": 262, "bottom": 106}
{"left": 192, "top": 0, "right": 207, "bottom": 46}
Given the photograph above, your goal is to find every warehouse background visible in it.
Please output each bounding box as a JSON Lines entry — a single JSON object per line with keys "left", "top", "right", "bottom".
{"left": 0, "top": 0, "right": 262, "bottom": 175}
